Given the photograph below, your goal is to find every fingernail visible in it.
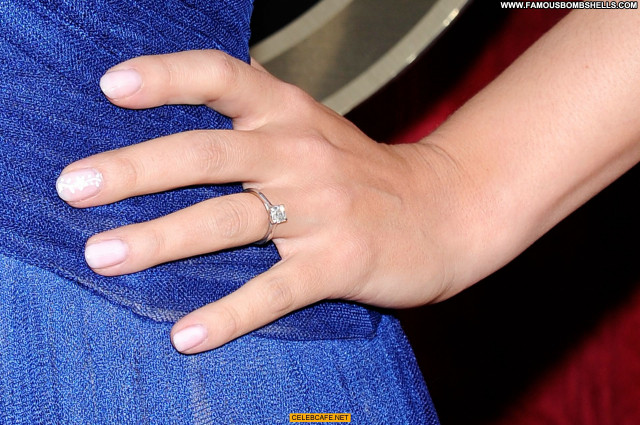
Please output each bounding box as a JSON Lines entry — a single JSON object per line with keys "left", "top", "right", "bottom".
{"left": 172, "top": 325, "right": 208, "bottom": 353}
{"left": 99, "top": 69, "right": 142, "bottom": 99}
{"left": 56, "top": 168, "right": 103, "bottom": 202}
{"left": 85, "top": 239, "right": 128, "bottom": 269}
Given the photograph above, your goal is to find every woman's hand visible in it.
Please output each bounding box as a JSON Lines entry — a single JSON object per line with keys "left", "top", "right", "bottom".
{"left": 57, "top": 11, "right": 640, "bottom": 354}
{"left": 57, "top": 50, "right": 474, "bottom": 353}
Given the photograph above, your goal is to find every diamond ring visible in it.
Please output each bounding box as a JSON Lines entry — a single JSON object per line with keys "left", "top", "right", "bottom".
{"left": 243, "top": 188, "right": 287, "bottom": 244}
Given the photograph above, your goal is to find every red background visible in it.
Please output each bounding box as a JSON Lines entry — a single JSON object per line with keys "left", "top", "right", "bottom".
{"left": 348, "top": 3, "right": 640, "bottom": 424}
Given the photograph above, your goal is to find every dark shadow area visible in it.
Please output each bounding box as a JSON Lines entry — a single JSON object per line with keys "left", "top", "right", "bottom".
{"left": 250, "top": 0, "right": 321, "bottom": 45}
{"left": 347, "top": 0, "right": 511, "bottom": 142}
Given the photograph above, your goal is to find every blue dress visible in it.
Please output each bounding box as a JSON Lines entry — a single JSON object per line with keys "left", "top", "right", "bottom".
{"left": 0, "top": 1, "right": 439, "bottom": 423}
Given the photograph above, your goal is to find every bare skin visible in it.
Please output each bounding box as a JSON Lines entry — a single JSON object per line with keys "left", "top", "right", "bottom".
{"left": 57, "top": 10, "right": 640, "bottom": 354}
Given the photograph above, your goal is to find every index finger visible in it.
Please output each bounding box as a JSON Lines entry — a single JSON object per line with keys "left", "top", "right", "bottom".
{"left": 99, "top": 50, "right": 281, "bottom": 129}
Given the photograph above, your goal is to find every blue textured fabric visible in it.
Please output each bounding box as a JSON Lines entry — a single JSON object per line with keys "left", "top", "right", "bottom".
{"left": 0, "top": 0, "right": 380, "bottom": 338}
{"left": 0, "top": 253, "right": 438, "bottom": 424}
{"left": 0, "top": 0, "right": 439, "bottom": 423}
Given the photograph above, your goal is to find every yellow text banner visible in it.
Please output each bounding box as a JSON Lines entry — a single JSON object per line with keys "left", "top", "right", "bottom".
{"left": 289, "top": 413, "right": 351, "bottom": 423}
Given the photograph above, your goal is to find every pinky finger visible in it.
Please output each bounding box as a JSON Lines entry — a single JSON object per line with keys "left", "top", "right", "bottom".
{"left": 170, "top": 257, "right": 322, "bottom": 354}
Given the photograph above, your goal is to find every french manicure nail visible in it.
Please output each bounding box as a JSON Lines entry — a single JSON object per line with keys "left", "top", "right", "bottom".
{"left": 99, "top": 69, "right": 142, "bottom": 99}
{"left": 172, "top": 325, "right": 208, "bottom": 353}
{"left": 85, "top": 239, "right": 128, "bottom": 269}
{"left": 56, "top": 168, "right": 103, "bottom": 202}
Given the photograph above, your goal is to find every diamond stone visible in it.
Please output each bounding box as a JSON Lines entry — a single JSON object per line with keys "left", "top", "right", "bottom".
{"left": 269, "top": 204, "right": 287, "bottom": 224}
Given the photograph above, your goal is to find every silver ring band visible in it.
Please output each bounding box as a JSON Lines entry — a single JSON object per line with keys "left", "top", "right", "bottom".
{"left": 243, "top": 188, "right": 287, "bottom": 244}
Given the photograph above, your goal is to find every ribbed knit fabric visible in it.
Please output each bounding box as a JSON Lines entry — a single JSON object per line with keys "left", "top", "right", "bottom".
{"left": 0, "top": 1, "right": 438, "bottom": 423}
{"left": 0, "top": 253, "right": 438, "bottom": 424}
{"left": 0, "top": 0, "right": 380, "bottom": 338}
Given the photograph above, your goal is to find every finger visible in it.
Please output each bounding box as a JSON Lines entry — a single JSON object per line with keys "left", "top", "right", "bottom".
{"left": 169, "top": 257, "right": 323, "bottom": 353}
{"left": 83, "top": 191, "right": 294, "bottom": 275}
{"left": 56, "top": 129, "right": 280, "bottom": 207}
{"left": 98, "top": 50, "right": 283, "bottom": 128}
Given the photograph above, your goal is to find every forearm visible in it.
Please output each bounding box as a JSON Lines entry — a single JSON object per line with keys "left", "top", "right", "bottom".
{"left": 421, "top": 10, "right": 640, "bottom": 291}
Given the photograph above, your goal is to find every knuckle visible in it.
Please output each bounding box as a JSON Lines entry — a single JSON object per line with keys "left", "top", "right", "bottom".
{"left": 316, "top": 184, "right": 353, "bottom": 217}
{"left": 208, "top": 197, "right": 252, "bottom": 240}
{"left": 281, "top": 84, "right": 319, "bottom": 117}
{"left": 157, "top": 55, "right": 181, "bottom": 91}
{"left": 292, "top": 132, "right": 328, "bottom": 158}
{"left": 111, "top": 154, "right": 145, "bottom": 190}
{"left": 261, "top": 276, "right": 296, "bottom": 317}
{"left": 143, "top": 223, "right": 169, "bottom": 261}
{"left": 287, "top": 132, "right": 339, "bottom": 174}
{"left": 186, "top": 131, "right": 233, "bottom": 178}
{"left": 208, "top": 51, "right": 238, "bottom": 92}
{"left": 282, "top": 83, "right": 314, "bottom": 107}
{"left": 218, "top": 304, "right": 243, "bottom": 340}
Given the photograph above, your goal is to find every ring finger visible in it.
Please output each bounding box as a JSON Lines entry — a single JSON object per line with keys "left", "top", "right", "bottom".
{"left": 84, "top": 189, "right": 292, "bottom": 276}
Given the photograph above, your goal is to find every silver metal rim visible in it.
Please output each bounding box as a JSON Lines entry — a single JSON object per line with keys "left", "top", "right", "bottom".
{"left": 243, "top": 188, "right": 287, "bottom": 245}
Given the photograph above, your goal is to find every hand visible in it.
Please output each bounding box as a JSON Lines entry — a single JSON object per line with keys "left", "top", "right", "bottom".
{"left": 57, "top": 50, "right": 473, "bottom": 353}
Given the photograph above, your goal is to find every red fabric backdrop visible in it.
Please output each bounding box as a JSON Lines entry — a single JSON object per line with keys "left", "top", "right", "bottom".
{"left": 349, "top": 4, "right": 640, "bottom": 425}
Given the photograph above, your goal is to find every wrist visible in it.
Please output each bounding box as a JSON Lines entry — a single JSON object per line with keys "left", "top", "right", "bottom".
{"left": 409, "top": 133, "right": 530, "bottom": 297}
